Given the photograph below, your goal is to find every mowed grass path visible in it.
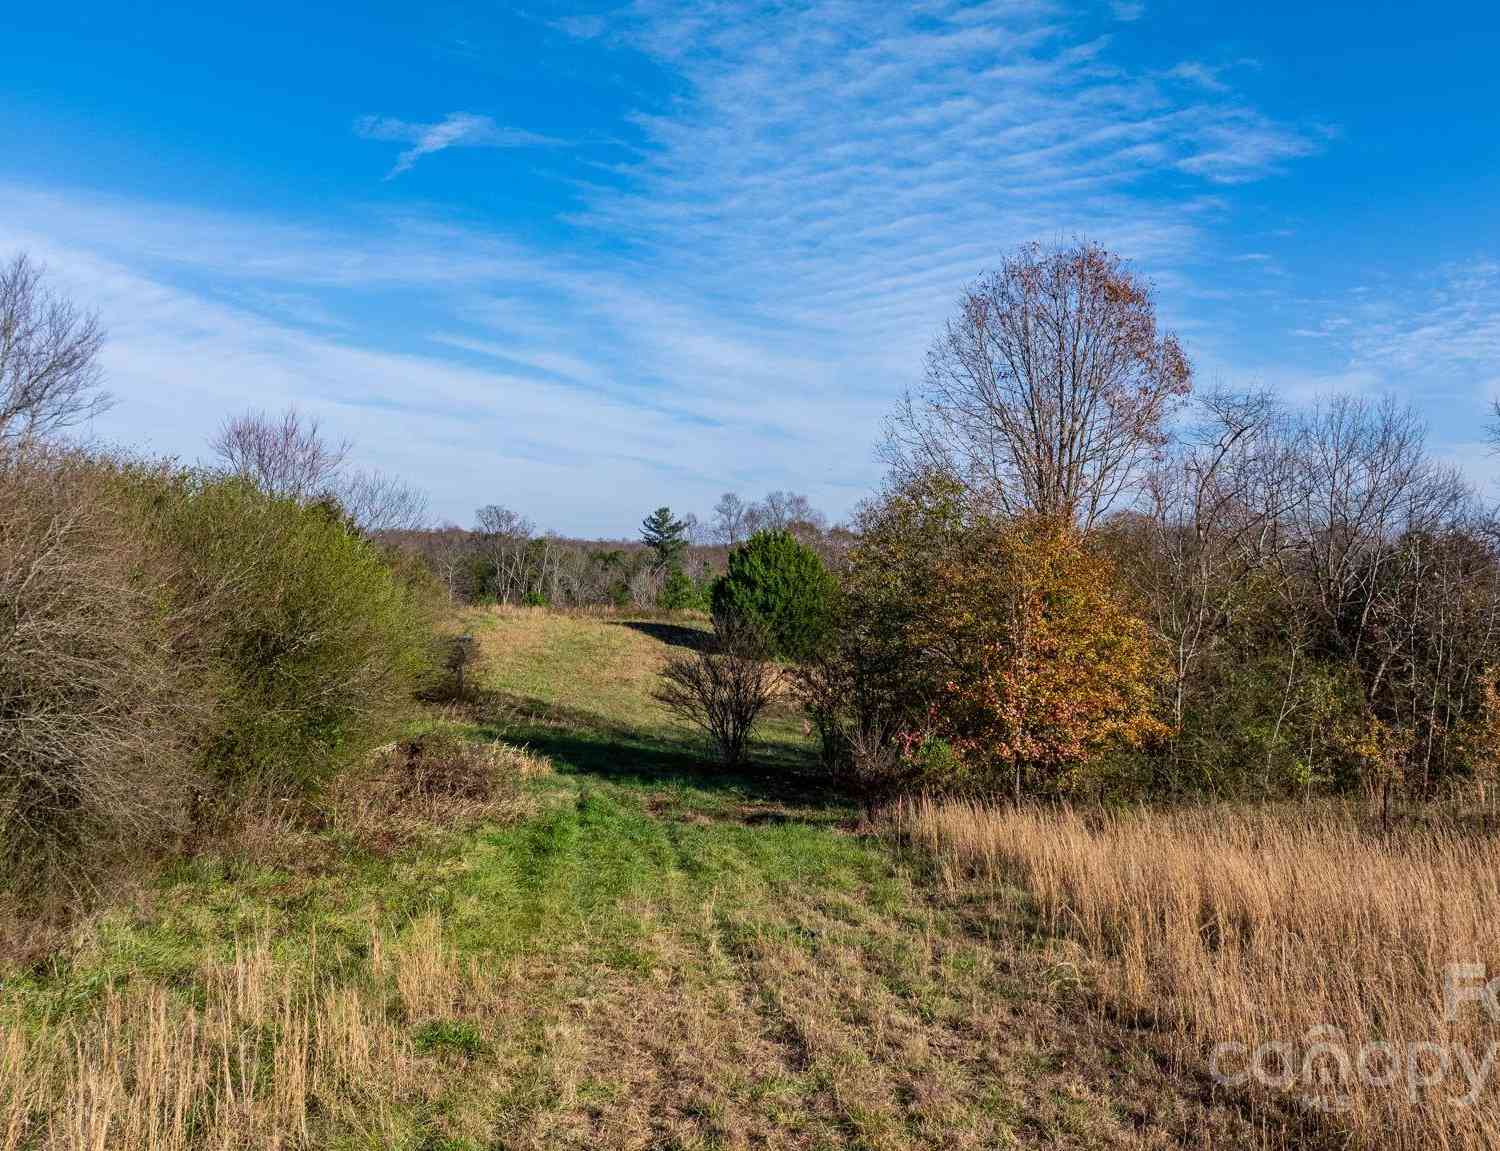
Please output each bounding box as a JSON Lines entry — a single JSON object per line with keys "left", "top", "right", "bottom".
{"left": 1, "top": 608, "right": 1271, "bottom": 1150}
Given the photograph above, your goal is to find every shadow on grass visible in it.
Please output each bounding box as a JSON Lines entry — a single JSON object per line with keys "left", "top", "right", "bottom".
{"left": 611, "top": 620, "right": 710, "bottom": 651}
{"left": 447, "top": 686, "right": 848, "bottom": 814}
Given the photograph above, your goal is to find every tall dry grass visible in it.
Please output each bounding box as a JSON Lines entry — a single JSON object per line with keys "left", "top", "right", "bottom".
{"left": 890, "top": 797, "right": 1500, "bottom": 1150}
{"left": 0, "top": 917, "right": 488, "bottom": 1151}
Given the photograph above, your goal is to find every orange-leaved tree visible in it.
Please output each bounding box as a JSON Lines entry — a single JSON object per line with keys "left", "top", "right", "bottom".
{"left": 919, "top": 514, "right": 1166, "bottom": 801}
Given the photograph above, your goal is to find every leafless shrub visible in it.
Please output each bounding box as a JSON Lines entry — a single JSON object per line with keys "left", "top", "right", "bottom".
{"left": 0, "top": 444, "right": 209, "bottom": 890}
{"left": 655, "top": 618, "right": 782, "bottom": 767}
{"left": 628, "top": 563, "right": 663, "bottom": 609}
{"left": 210, "top": 406, "right": 349, "bottom": 501}
{"left": 0, "top": 252, "right": 109, "bottom": 445}
{"left": 846, "top": 716, "right": 905, "bottom": 790}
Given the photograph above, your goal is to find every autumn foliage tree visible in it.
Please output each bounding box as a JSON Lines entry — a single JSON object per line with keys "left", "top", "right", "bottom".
{"left": 808, "top": 471, "right": 1164, "bottom": 800}
{"left": 918, "top": 513, "right": 1165, "bottom": 801}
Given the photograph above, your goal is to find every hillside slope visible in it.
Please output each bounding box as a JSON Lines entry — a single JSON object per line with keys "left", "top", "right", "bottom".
{"left": 2, "top": 608, "right": 1291, "bottom": 1149}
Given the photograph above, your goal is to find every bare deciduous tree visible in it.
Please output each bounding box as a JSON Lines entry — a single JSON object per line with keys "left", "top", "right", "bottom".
{"left": 427, "top": 525, "right": 473, "bottom": 603}
{"left": 211, "top": 408, "right": 349, "bottom": 502}
{"left": 711, "top": 492, "right": 749, "bottom": 546}
{"left": 0, "top": 253, "right": 109, "bottom": 445}
{"left": 886, "top": 239, "right": 1192, "bottom": 529}
{"left": 746, "top": 490, "right": 825, "bottom": 535}
{"left": 210, "top": 407, "right": 427, "bottom": 535}
{"left": 474, "top": 504, "right": 535, "bottom": 603}
{"left": 340, "top": 467, "right": 429, "bottom": 534}
{"left": 1133, "top": 389, "right": 1290, "bottom": 746}
{"left": 1283, "top": 395, "right": 1466, "bottom": 671}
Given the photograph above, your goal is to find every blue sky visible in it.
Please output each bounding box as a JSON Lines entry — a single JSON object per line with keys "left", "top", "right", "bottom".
{"left": 2, "top": 0, "right": 1497, "bottom": 535}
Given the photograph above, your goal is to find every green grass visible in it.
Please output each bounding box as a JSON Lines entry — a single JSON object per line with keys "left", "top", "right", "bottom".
{"left": 0, "top": 607, "right": 1272, "bottom": 1149}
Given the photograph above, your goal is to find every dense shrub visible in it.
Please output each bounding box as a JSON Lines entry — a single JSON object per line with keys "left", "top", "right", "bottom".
{"left": 656, "top": 568, "right": 697, "bottom": 610}
{"left": 919, "top": 514, "right": 1165, "bottom": 800}
{"left": 1, "top": 453, "right": 440, "bottom": 895}
{"left": 801, "top": 473, "right": 1164, "bottom": 800}
{"left": 149, "top": 475, "right": 438, "bottom": 794}
{"left": 791, "top": 472, "right": 969, "bottom": 789}
{"left": 0, "top": 447, "right": 211, "bottom": 887}
{"left": 711, "top": 530, "right": 836, "bottom": 661}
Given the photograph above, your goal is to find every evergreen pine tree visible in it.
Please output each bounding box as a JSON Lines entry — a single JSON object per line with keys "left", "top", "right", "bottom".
{"left": 641, "top": 505, "right": 688, "bottom": 572}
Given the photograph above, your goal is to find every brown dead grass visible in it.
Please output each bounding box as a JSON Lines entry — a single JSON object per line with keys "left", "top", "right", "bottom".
{"left": 0, "top": 918, "right": 483, "bottom": 1150}
{"left": 890, "top": 796, "right": 1500, "bottom": 1151}
{"left": 328, "top": 733, "right": 551, "bottom": 854}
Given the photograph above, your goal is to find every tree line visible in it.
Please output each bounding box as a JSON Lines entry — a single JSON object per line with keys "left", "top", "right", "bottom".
{"left": 653, "top": 241, "right": 1500, "bottom": 807}
{"left": 11, "top": 227, "right": 1500, "bottom": 902}
{"left": 387, "top": 490, "right": 846, "bottom": 611}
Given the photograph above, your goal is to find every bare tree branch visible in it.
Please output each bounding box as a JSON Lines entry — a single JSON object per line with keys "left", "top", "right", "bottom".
{"left": 0, "top": 253, "right": 109, "bottom": 445}
{"left": 210, "top": 407, "right": 350, "bottom": 502}
{"left": 884, "top": 239, "right": 1192, "bottom": 529}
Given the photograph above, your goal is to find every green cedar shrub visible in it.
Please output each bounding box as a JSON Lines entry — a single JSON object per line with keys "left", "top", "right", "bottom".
{"left": 710, "top": 530, "right": 835, "bottom": 661}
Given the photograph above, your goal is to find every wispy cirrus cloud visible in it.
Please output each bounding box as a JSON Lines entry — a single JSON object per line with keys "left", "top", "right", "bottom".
{"left": 1164, "top": 60, "right": 1230, "bottom": 92}
{"left": 1346, "top": 261, "right": 1500, "bottom": 386}
{"left": 3, "top": 1, "right": 1360, "bottom": 530}
{"left": 354, "top": 111, "right": 560, "bottom": 178}
{"left": 1265, "top": 261, "right": 1500, "bottom": 419}
{"left": 565, "top": 0, "right": 1325, "bottom": 362}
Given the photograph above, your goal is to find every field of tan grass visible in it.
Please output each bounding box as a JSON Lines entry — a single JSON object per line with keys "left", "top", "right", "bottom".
{"left": 891, "top": 796, "right": 1500, "bottom": 1150}
{"left": 0, "top": 608, "right": 1393, "bottom": 1149}
{"left": 2, "top": 919, "right": 493, "bottom": 1151}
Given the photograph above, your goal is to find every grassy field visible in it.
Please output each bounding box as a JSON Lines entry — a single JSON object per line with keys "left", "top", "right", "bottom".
{"left": 1, "top": 608, "right": 1308, "bottom": 1150}
{"left": 895, "top": 796, "right": 1500, "bottom": 1151}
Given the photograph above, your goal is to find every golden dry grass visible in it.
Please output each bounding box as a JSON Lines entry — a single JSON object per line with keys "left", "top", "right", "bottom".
{"left": 328, "top": 736, "right": 552, "bottom": 853}
{"left": 890, "top": 796, "right": 1500, "bottom": 1150}
{"left": 0, "top": 918, "right": 485, "bottom": 1150}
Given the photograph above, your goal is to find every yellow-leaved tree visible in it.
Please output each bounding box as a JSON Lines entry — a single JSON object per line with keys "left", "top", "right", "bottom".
{"left": 918, "top": 514, "right": 1166, "bottom": 801}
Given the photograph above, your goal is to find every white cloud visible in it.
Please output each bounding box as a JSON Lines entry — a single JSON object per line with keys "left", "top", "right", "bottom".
{"left": 354, "top": 112, "right": 560, "bottom": 178}
{"left": 2, "top": 1, "right": 1346, "bottom": 531}
{"left": 0, "top": 185, "right": 881, "bottom": 531}
{"left": 1164, "top": 61, "right": 1228, "bottom": 92}
{"left": 572, "top": 0, "right": 1322, "bottom": 338}
{"left": 1315, "top": 261, "right": 1500, "bottom": 390}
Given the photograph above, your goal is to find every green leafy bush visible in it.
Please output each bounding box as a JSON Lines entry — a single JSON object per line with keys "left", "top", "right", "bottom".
{"left": 149, "top": 475, "right": 438, "bottom": 794}
{"left": 710, "top": 530, "right": 835, "bottom": 661}
{"left": 657, "top": 568, "right": 697, "bottom": 610}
